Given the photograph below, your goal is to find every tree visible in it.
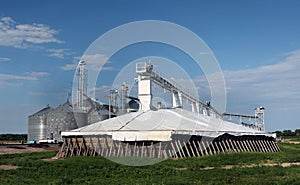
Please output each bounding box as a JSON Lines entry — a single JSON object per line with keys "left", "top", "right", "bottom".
{"left": 274, "top": 131, "right": 282, "bottom": 137}
{"left": 282, "top": 130, "right": 293, "bottom": 136}
{"left": 295, "top": 129, "right": 300, "bottom": 136}
{"left": 0, "top": 134, "right": 27, "bottom": 141}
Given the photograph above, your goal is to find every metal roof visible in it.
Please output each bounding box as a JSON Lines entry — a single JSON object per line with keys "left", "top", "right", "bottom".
{"left": 28, "top": 105, "right": 53, "bottom": 117}
{"left": 50, "top": 101, "right": 73, "bottom": 113}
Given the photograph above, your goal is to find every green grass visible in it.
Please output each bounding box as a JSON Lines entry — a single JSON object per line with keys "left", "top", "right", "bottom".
{"left": 0, "top": 143, "right": 299, "bottom": 185}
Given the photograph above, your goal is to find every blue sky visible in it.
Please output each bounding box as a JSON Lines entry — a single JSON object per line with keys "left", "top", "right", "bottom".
{"left": 1, "top": 0, "right": 300, "bottom": 133}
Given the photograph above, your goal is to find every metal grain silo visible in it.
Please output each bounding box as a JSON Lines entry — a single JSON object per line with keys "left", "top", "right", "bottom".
{"left": 74, "top": 110, "right": 89, "bottom": 128}
{"left": 27, "top": 105, "right": 53, "bottom": 142}
{"left": 87, "top": 109, "right": 110, "bottom": 124}
{"left": 47, "top": 101, "right": 87, "bottom": 142}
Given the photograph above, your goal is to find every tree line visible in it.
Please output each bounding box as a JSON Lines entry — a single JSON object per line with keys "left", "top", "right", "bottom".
{"left": 0, "top": 134, "right": 27, "bottom": 141}
{"left": 274, "top": 129, "right": 300, "bottom": 137}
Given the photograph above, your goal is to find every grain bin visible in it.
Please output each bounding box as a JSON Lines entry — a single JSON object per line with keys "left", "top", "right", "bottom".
{"left": 47, "top": 101, "right": 88, "bottom": 142}
{"left": 27, "top": 105, "right": 53, "bottom": 142}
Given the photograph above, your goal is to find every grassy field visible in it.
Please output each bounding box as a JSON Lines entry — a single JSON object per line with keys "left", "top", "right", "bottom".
{"left": 0, "top": 142, "right": 300, "bottom": 185}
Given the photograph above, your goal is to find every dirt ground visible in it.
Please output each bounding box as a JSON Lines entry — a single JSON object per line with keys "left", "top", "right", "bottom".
{"left": 282, "top": 139, "right": 300, "bottom": 144}
{"left": 0, "top": 144, "right": 60, "bottom": 170}
{"left": 0, "top": 144, "right": 60, "bottom": 155}
{"left": 0, "top": 165, "right": 19, "bottom": 170}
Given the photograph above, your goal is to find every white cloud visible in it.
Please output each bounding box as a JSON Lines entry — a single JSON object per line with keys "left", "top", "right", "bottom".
{"left": 27, "top": 71, "right": 49, "bottom": 78}
{"left": 0, "top": 57, "right": 11, "bottom": 62}
{"left": 219, "top": 50, "right": 300, "bottom": 130}
{"left": 46, "top": 48, "right": 73, "bottom": 58}
{"left": 0, "top": 81, "right": 22, "bottom": 88}
{"left": 61, "top": 54, "right": 114, "bottom": 71}
{"left": 0, "top": 16, "right": 63, "bottom": 48}
{"left": 190, "top": 49, "right": 300, "bottom": 115}
{"left": 0, "top": 73, "right": 35, "bottom": 81}
{"left": 224, "top": 49, "right": 300, "bottom": 100}
{"left": 0, "top": 71, "right": 49, "bottom": 88}
{"left": 61, "top": 63, "right": 77, "bottom": 70}
{"left": 95, "top": 85, "right": 112, "bottom": 95}
{"left": 101, "top": 66, "right": 115, "bottom": 71}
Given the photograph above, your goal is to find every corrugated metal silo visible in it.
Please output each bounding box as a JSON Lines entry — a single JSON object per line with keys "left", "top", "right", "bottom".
{"left": 85, "top": 101, "right": 111, "bottom": 124}
{"left": 47, "top": 101, "right": 88, "bottom": 142}
{"left": 27, "top": 105, "right": 53, "bottom": 142}
{"left": 74, "top": 111, "right": 89, "bottom": 128}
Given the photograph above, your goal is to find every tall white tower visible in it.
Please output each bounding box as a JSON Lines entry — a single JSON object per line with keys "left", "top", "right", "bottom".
{"left": 255, "top": 107, "right": 265, "bottom": 131}
{"left": 76, "top": 61, "right": 87, "bottom": 111}
{"left": 120, "top": 83, "right": 128, "bottom": 113}
{"left": 136, "top": 62, "right": 153, "bottom": 111}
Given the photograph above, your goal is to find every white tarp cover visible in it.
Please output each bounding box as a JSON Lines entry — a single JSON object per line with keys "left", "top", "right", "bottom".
{"left": 62, "top": 108, "right": 272, "bottom": 141}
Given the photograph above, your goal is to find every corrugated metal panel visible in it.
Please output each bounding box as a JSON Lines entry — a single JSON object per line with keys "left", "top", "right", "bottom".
{"left": 47, "top": 101, "right": 88, "bottom": 142}
{"left": 27, "top": 105, "right": 52, "bottom": 141}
